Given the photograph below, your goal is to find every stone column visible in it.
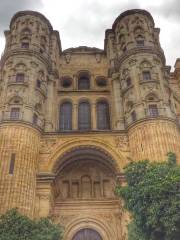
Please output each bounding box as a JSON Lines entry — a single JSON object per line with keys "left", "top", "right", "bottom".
{"left": 73, "top": 103, "right": 78, "bottom": 130}
{"left": 112, "top": 73, "right": 124, "bottom": 130}
{"left": 129, "top": 59, "right": 141, "bottom": 103}
{"left": 157, "top": 66, "right": 175, "bottom": 118}
{"left": 36, "top": 173, "right": 55, "bottom": 218}
{"left": 45, "top": 75, "right": 55, "bottom": 131}
{"left": 92, "top": 101, "right": 97, "bottom": 130}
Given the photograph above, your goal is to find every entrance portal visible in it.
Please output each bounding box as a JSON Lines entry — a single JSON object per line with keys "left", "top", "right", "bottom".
{"left": 52, "top": 147, "right": 122, "bottom": 239}
{"left": 72, "top": 228, "right": 102, "bottom": 240}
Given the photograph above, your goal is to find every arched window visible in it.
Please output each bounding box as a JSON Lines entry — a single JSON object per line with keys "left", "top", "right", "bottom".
{"left": 78, "top": 101, "right": 91, "bottom": 130}
{"left": 97, "top": 101, "right": 110, "bottom": 130}
{"left": 78, "top": 76, "right": 90, "bottom": 90}
{"left": 59, "top": 102, "right": 72, "bottom": 131}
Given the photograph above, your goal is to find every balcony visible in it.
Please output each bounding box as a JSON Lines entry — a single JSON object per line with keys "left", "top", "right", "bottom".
{"left": 2, "top": 45, "right": 51, "bottom": 65}
{"left": 0, "top": 111, "right": 44, "bottom": 129}
{"left": 125, "top": 107, "right": 176, "bottom": 127}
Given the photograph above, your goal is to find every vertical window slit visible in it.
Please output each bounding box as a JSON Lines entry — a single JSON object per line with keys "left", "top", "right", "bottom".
{"left": 9, "top": 153, "right": 16, "bottom": 174}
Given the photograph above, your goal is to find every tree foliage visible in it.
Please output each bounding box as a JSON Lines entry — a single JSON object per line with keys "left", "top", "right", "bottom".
{"left": 116, "top": 153, "right": 180, "bottom": 240}
{"left": 0, "top": 209, "right": 63, "bottom": 240}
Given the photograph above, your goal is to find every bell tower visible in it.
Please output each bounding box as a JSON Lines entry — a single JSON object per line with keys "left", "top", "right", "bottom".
{"left": 106, "top": 9, "right": 180, "bottom": 162}
{"left": 0, "top": 11, "right": 60, "bottom": 217}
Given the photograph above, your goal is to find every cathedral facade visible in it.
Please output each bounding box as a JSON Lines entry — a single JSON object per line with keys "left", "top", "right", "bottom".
{"left": 0, "top": 9, "right": 180, "bottom": 240}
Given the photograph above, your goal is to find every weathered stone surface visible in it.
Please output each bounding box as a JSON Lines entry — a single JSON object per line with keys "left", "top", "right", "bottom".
{"left": 0, "top": 9, "right": 180, "bottom": 240}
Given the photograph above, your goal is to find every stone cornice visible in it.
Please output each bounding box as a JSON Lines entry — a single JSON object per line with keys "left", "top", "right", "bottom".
{"left": 126, "top": 117, "right": 178, "bottom": 131}
{"left": 0, "top": 120, "right": 42, "bottom": 134}
{"left": 37, "top": 173, "right": 56, "bottom": 182}
{"left": 112, "top": 9, "right": 155, "bottom": 30}
{"left": 0, "top": 48, "right": 53, "bottom": 72}
{"left": 10, "top": 10, "right": 53, "bottom": 31}
{"left": 63, "top": 46, "right": 104, "bottom": 54}
{"left": 54, "top": 199, "right": 121, "bottom": 208}
{"left": 116, "top": 47, "right": 166, "bottom": 68}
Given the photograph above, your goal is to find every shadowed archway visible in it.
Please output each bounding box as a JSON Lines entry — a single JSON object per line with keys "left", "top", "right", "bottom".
{"left": 72, "top": 228, "right": 102, "bottom": 240}
{"left": 53, "top": 145, "right": 119, "bottom": 175}
{"left": 53, "top": 146, "right": 119, "bottom": 202}
{"left": 51, "top": 146, "right": 122, "bottom": 240}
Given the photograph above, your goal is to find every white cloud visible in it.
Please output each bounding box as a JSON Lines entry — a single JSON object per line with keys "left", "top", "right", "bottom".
{"left": 0, "top": 0, "right": 179, "bottom": 67}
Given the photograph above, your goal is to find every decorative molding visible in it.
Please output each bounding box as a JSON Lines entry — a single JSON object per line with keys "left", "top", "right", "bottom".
{"left": 114, "top": 135, "right": 129, "bottom": 152}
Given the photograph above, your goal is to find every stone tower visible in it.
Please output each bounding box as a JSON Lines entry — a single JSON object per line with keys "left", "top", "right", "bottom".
{"left": 0, "top": 11, "right": 60, "bottom": 217}
{"left": 105, "top": 9, "right": 180, "bottom": 162}
{"left": 0, "top": 9, "right": 180, "bottom": 240}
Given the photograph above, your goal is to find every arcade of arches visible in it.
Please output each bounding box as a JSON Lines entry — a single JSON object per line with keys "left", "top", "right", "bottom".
{"left": 37, "top": 146, "right": 129, "bottom": 240}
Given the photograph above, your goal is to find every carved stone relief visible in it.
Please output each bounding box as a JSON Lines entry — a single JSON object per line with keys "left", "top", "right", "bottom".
{"left": 54, "top": 160, "right": 116, "bottom": 201}
{"left": 114, "top": 135, "right": 129, "bottom": 152}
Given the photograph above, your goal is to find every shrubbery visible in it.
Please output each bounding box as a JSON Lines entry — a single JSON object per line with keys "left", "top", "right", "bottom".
{"left": 116, "top": 152, "right": 180, "bottom": 240}
{"left": 0, "top": 208, "right": 63, "bottom": 240}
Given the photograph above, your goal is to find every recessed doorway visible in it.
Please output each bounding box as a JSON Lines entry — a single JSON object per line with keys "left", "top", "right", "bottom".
{"left": 72, "top": 228, "right": 102, "bottom": 240}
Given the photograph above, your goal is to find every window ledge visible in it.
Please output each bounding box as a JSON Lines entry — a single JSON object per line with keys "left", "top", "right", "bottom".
{"left": 139, "top": 79, "right": 159, "bottom": 85}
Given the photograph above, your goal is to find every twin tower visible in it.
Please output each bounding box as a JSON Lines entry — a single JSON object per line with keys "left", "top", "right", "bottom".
{"left": 0, "top": 8, "right": 180, "bottom": 239}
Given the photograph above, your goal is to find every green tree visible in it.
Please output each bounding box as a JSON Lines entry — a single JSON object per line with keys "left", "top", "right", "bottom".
{"left": 0, "top": 209, "right": 63, "bottom": 240}
{"left": 116, "top": 153, "right": 180, "bottom": 240}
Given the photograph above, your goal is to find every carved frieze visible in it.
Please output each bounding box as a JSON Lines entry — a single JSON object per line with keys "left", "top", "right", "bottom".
{"left": 114, "top": 135, "right": 129, "bottom": 152}
{"left": 40, "top": 138, "right": 58, "bottom": 154}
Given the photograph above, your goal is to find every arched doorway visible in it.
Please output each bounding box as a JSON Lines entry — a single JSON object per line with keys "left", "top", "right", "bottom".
{"left": 72, "top": 228, "right": 102, "bottom": 240}
{"left": 52, "top": 146, "right": 122, "bottom": 240}
{"left": 53, "top": 147, "right": 117, "bottom": 201}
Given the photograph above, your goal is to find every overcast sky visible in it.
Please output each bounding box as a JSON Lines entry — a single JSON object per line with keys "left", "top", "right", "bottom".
{"left": 0, "top": 0, "right": 179, "bottom": 69}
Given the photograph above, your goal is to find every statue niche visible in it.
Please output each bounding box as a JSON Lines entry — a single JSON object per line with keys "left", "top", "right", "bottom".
{"left": 53, "top": 158, "right": 116, "bottom": 201}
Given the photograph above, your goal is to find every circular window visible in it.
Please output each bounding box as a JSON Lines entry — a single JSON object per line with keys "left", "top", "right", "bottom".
{"left": 96, "top": 77, "right": 107, "bottom": 87}
{"left": 61, "top": 77, "right": 72, "bottom": 88}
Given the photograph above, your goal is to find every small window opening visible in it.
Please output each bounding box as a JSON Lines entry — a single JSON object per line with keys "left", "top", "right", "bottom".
{"left": 143, "top": 71, "right": 151, "bottom": 81}
{"left": 33, "top": 113, "right": 38, "bottom": 125}
{"left": 131, "top": 110, "right": 137, "bottom": 121}
{"left": 10, "top": 108, "right": 20, "bottom": 120}
{"left": 126, "top": 77, "right": 131, "bottom": 87}
{"left": 9, "top": 153, "right": 16, "bottom": 174}
{"left": 21, "top": 42, "right": 29, "bottom": 49}
{"left": 36, "top": 79, "right": 41, "bottom": 88}
{"left": 16, "top": 73, "right": 24, "bottom": 82}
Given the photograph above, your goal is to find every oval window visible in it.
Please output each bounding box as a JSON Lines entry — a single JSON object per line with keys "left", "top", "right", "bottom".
{"left": 61, "top": 77, "right": 72, "bottom": 88}
{"left": 96, "top": 77, "right": 107, "bottom": 87}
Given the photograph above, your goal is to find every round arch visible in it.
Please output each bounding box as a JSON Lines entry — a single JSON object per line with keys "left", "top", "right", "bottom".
{"left": 46, "top": 138, "right": 126, "bottom": 174}
{"left": 72, "top": 228, "right": 102, "bottom": 240}
{"left": 54, "top": 146, "right": 118, "bottom": 175}
{"left": 63, "top": 217, "right": 113, "bottom": 240}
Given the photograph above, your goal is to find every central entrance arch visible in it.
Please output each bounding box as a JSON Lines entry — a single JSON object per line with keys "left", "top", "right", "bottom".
{"left": 72, "top": 228, "right": 102, "bottom": 240}
{"left": 51, "top": 146, "right": 122, "bottom": 240}
{"left": 53, "top": 146, "right": 118, "bottom": 201}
